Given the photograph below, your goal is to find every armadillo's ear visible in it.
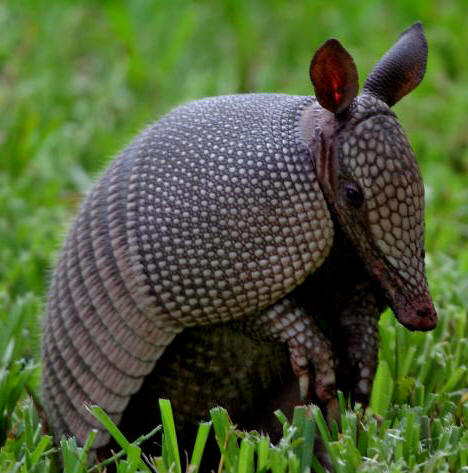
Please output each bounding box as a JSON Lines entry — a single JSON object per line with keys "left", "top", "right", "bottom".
{"left": 363, "top": 22, "right": 428, "bottom": 107}
{"left": 310, "top": 38, "right": 359, "bottom": 115}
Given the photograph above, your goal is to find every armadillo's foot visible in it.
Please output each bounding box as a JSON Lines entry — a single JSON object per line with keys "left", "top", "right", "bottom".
{"left": 232, "top": 296, "right": 337, "bottom": 402}
{"left": 338, "top": 328, "right": 379, "bottom": 406}
{"left": 288, "top": 335, "right": 336, "bottom": 403}
{"left": 338, "top": 292, "right": 381, "bottom": 406}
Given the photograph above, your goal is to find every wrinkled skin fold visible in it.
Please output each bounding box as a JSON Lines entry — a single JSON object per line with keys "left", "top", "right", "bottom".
{"left": 41, "top": 23, "right": 437, "bottom": 463}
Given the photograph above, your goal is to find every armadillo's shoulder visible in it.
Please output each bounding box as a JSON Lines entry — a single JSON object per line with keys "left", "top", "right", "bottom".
{"left": 125, "top": 93, "right": 334, "bottom": 325}
{"left": 42, "top": 92, "right": 334, "bottom": 448}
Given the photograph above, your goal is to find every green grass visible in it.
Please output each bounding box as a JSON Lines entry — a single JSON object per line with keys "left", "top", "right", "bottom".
{"left": 0, "top": 0, "right": 467, "bottom": 471}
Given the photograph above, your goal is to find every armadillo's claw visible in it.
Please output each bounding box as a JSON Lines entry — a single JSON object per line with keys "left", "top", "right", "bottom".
{"left": 299, "top": 373, "right": 310, "bottom": 400}
{"left": 315, "top": 372, "right": 337, "bottom": 403}
{"left": 288, "top": 330, "right": 336, "bottom": 403}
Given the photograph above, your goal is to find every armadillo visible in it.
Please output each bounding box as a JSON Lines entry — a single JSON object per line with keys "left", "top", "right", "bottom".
{"left": 42, "top": 22, "right": 437, "bottom": 451}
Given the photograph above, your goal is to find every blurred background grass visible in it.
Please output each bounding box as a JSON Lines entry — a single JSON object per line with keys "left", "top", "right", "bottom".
{"left": 1, "top": 0, "right": 467, "bottom": 300}
{"left": 0, "top": 0, "right": 466, "bottom": 466}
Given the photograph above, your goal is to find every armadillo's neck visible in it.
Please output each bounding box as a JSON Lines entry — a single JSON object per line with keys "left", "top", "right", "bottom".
{"left": 297, "top": 100, "right": 335, "bottom": 153}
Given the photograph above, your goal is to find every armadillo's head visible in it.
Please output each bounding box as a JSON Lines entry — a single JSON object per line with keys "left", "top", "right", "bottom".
{"left": 308, "top": 23, "right": 437, "bottom": 331}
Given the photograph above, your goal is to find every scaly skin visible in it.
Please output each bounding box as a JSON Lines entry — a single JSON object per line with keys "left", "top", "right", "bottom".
{"left": 42, "top": 94, "right": 335, "bottom": 448}
{"left": 42, "top": 24, "right": 437, "bottom": 459}
{"left": 115, "top": 225, "right": 386, "bottom": 457}
{"left": 232, "top": 296, "right": 336, "bottom": 403}
{"left": 338, "top": 285, "right": 382, "bottom": 404}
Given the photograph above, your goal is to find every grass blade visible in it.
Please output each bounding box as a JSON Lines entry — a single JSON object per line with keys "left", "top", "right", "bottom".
{"left": 189, "top": 421, "right": 211, "bottom": 473}
{"left": 159, "top": 398, "right": 182, "bottom": 473}
{"left": 370, "top": 360, "right": 394, "bottom": 417}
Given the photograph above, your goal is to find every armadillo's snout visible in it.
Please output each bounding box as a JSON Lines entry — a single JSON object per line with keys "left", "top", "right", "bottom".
{"left": 395, "top": 294, "right": 437, "bottom": 332}
{"left": 416, "top": 307, "right": 432, "bottom": 319}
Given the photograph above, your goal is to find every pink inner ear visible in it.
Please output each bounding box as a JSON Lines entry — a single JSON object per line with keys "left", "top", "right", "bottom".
{"left": 330, "top": 75, "right": 344, "bottom": 104}
{"left": 310, "top": 39, "right": 359, "bottom": 115}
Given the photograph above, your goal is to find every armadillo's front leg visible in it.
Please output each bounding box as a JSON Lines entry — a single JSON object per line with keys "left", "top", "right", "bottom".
{"left": 237, "top": 297, "right": 336, "bottom": 403}
{"left": 337, "top": 284, "right": 384, "bottom": 405}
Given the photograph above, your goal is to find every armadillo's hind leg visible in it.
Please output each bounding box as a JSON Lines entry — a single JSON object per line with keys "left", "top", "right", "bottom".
{"left": 234, "top": 297, "right": 336, "bottom": 404}
{"left": 337, "top": 283, "right": 385, "bottom": 406}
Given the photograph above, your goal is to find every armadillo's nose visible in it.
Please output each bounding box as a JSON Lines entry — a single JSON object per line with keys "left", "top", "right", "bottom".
{"left": 398, "top": 296, "right": 438, "bottom": 332}
{"left": 413, "top": 304, "right": 437, "bottom": 331}
{"left": 416, "top": 307, "right": 431, "bottom": 319}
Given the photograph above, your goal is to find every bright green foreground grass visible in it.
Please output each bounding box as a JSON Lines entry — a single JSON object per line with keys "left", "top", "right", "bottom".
{"left": 0, "top": 1, "right": 467, "bottom": 471}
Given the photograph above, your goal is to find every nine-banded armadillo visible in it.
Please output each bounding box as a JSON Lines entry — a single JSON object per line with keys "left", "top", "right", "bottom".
{"left": 42, "top": 22, "right": 437, "bottom": 452}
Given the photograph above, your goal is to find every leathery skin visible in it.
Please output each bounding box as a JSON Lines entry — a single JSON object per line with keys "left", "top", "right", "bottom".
{"left": 115, "top": 223, "right": 386, "bottom": 457}
{"left": 42, "top": 24, "right": 437, "bottom": 456}
{"left": 42, "top": 94, "right": 336, "bottom": 448}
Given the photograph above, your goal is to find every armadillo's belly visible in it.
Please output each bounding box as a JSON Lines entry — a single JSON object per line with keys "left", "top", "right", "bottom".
{"left": 42, "top": 93, "right": 334, "bottom": 449}
{"left": 117, "top": 324, "right": 295, "bottom": 448}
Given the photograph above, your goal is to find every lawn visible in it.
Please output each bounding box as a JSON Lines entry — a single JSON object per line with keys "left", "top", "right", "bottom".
{"left": 0, "top": 0, "right": 467, "bottom": 471}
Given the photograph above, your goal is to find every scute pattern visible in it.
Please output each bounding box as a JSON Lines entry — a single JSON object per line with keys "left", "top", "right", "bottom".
{"left": 341, "top": 95, "right": 426, "bottom": 292}
{"left": 125, "top": 94, "right": 334, "bottom": 326}
{"left": 42, "top": 93, "right": 335, "bottom": 448}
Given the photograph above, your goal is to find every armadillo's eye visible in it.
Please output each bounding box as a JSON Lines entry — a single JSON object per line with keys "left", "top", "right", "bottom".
{"left": 344, "top": 183, "right": 364, "bottom": 208}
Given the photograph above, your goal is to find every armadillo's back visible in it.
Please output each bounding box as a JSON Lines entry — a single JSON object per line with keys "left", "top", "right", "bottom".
{"left": 42, "top": 137, "right": 181, "bottom": 447}
{"left": 42, "top": 93, "right": 333, "bottom": 448}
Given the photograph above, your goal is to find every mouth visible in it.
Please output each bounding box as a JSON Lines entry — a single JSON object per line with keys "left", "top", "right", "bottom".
{"left": 371, "top": 258, "right": 438, "bottom": 332}
{"left": 389, "top": 292, "right": 438, "bottom": 331}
